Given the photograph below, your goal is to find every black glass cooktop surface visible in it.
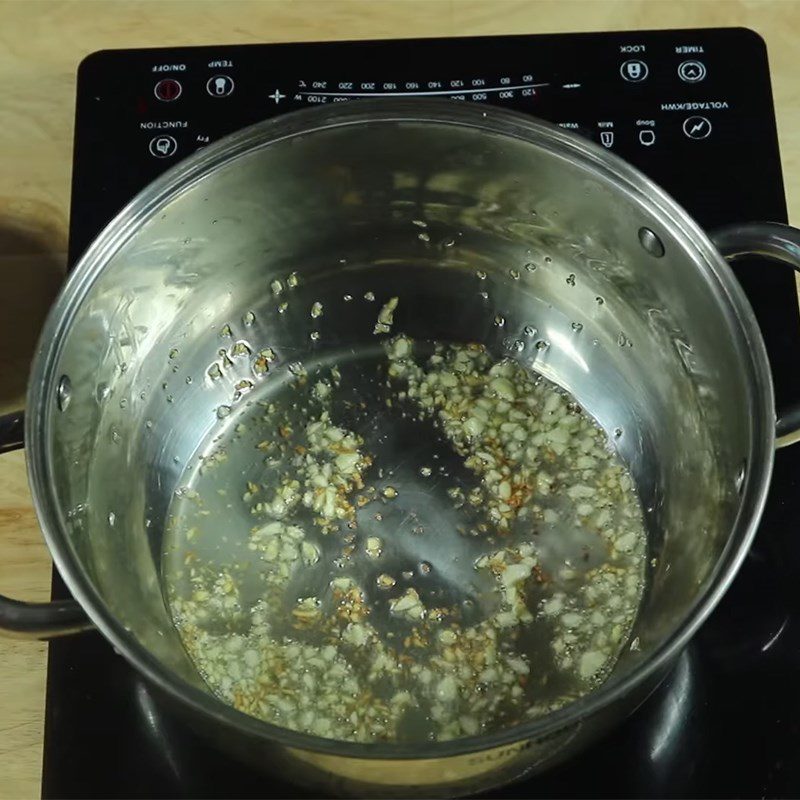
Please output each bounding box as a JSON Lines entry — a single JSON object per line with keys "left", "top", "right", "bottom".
{"left": 44, "top": 28, "right": 800, "bottom": 798}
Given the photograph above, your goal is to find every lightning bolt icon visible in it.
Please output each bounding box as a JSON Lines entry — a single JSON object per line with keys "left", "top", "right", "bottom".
{"left": 683, "top": 116, "right": 712, "bottom": 139}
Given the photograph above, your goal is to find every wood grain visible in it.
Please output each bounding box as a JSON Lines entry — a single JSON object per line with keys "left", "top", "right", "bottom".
{"left": 1, "top": 1, "right": 798, "bottom": 796}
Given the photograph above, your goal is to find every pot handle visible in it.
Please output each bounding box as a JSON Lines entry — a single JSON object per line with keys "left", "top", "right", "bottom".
{"left": 710, "top": 221, "right": 800, "bottom": 449}
{"left": 0, "top": 410, "right": 92, "bottom": 639}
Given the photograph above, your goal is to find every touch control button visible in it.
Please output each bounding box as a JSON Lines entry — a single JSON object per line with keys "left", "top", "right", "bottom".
{"left": 149, "top": 135, "right": 178, "bottom": 158}
{"left": 682, "top": 116, "right": 712, "bottom": 139}
{"left": 639, "top": 129, "right": 656, "bottom": 146}
{"left": 678, "top": 60, "right": 707, "bottom": 82}
{"left": 620, "top": 59, "right": 648, "bottom": 82}
{"left": 154, "top": 78, "right": 182, "bottom": 101}
{"left": 207, "top": 75, "right": 235, "bottom": 97}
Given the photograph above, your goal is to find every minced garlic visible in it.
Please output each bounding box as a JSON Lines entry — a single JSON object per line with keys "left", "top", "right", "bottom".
{"left": 166, "top": 330, "right": 646, "bottom": 746}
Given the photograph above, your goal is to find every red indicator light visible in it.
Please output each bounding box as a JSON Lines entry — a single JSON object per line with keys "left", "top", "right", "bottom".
{"left": 154, "top": 78, "right": 182, "bottom": 102}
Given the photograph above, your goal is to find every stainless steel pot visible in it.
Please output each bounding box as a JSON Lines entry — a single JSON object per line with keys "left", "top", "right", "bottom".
{"left": 3, "top": 100, "right": 800, "bottom": 796}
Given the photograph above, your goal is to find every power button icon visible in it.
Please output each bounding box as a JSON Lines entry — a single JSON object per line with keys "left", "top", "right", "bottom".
{"left": 620, "top": 59, "right": 649, "bottom": 82}
{"left": 154, "top": 78, "right": 182, "bottom": 102}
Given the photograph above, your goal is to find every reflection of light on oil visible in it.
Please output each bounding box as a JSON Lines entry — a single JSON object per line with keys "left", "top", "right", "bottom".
{"left": 542, "top": 329, "right": 590, "bottom": 373}
{"left": 649, "top": 653, "right": 692, "bottom": 762}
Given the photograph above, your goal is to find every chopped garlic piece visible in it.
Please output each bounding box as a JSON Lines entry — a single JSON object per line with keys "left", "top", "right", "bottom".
{"left": 301, "top": 540, "right": 320, "bottom": 565}
{"left": 390, "top": 588, "right": 425, "bottom": 620}
{"left": 365, "top": 537, "right": 383, "bottom": 559}
{"left": 374, "top": 296, "right": 399, "bottom": 335}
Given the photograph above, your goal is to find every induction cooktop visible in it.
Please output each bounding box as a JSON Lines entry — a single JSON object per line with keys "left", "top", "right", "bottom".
{"left": 43, "top": 28, "right": 800, "bottom": 798}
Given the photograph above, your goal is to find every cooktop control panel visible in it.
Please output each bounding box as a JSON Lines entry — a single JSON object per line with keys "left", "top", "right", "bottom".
{"left": 71, "top": 28, "right": 783, "bottom": 262}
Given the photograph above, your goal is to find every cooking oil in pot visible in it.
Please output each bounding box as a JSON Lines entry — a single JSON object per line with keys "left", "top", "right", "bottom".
{"left": 162, "top": 314, "right": 647, "bottom": 743}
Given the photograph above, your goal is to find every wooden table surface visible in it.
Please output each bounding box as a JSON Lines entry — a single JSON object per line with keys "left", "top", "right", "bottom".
{"left": 1, "top": 1, "right": 799, "bottom": 796}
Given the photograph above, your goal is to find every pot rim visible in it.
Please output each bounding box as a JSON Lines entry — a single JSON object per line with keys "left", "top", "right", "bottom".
{"left": 25, "top": 99, "right": 775, "bottom": 760}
